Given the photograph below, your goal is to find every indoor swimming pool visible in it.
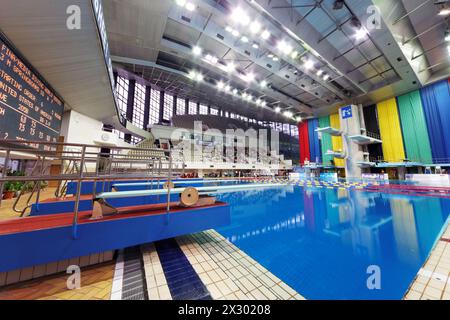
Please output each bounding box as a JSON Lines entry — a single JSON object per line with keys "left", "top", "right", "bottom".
{"left": 215, "top": 185, "right": 450, "bottom": 299}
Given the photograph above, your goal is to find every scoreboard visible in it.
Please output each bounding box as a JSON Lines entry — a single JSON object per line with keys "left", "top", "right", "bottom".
{"left": 0, "top": 34, "right": 63, "bottom": 150}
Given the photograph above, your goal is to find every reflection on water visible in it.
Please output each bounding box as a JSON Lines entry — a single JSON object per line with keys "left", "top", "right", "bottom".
{"left": 216, "top": 186, "right": 450, "bottom": 299}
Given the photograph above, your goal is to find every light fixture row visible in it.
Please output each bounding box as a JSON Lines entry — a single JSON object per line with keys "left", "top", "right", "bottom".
{"left": 175, "top": 0, "right": 195, "bottom": 11}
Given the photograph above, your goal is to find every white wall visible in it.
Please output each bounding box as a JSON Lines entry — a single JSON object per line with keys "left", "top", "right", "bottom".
{"left": 60, "top": 110, "right": 131, "bottom": 148}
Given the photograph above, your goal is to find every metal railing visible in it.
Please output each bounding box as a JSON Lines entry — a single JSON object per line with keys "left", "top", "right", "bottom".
{"left": 0, "top": 140, "right": 183, "bottom": 238}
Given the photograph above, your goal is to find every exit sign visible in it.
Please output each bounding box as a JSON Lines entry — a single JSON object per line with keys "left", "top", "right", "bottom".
{"left": 341, "top": 106, "right": 352, "bottom": 119}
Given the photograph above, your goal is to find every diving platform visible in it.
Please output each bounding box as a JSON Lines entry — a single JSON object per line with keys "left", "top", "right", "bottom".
{"left": 375, "top": 162, "right": 424, "bottom": 168}
{"left": 326, "top": 150, "right": 345, "bottom": 159}
{"left": 111, "top": 179, "right": 244, "bottom": 191}
{"left": 348, "top": 134, "right": 382, "bottom": 145}
{"left": 315, "top": 126, "right": 342, "bottom": 136}
{"left": 356, "top": 161, "right": 376, "bottom": 168}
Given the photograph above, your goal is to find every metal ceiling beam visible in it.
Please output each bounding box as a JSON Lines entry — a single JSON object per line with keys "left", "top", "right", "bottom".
{"left": 166, "top": 5, "right": 326, "bottom": 111}
{"left": 246, "top": 0, "right": 369, "bottom": 96}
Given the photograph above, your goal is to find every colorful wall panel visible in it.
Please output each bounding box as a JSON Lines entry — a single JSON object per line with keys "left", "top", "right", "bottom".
{"left": 397, "top": 90, "right": 433, "bottom": 163}
{"left": 420, "top": 79, "right": 450, "bottom": 162}
{"left": 329, "top": 113, "right": 344, "bottom": 167}
{"left": 318, "top": 116, "right": 333, "bottom": 166}
{"left": 298, "top": 121, "right": 310, "bottom": 164}
{"left": 308, "top": 119, "right": 322, "bottom": 163}
{"left": 376, "top": 98, "right": 405, "bottom": 162}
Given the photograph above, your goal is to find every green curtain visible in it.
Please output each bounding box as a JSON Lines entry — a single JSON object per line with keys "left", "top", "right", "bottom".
{"left": 318, "top": 116, "right": 333, "bottom": 165}
{"left": 397, "top": 90, "right": 433, "bottom": 163}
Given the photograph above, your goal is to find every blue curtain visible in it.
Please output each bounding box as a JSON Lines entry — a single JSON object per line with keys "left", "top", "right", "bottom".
{"left": 308, "top": 119, "right": 322, "bottom": 163}
{"left": 420, "top": 79, "right": 450, "bottom": 162}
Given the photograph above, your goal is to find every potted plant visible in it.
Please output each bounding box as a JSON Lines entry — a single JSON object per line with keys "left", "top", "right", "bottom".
{"left": 2, "top": 182, "right": 16, "bottom": 199}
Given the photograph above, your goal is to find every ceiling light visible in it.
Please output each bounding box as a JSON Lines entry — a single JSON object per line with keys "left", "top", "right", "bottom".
{"left": 316, "top": 70, "right": 323, "bottom": 76}
{"left": 224, "top": 85, "right": 231, "bottom": 92}
{"left": 176, "top": 0, "right": 186, "bottom": 6}
{"left": 195, "top": 73, "right": 203, "bottom": 81}
{"left": 244, "top": 72, "right": 255, "bottom": 82}
{"left": 446, "top": 31, "right": 450, "bottom": 41}
{"left": 438, "top": 8, "right": 450, "bottom": 16}
{"left": 225, "top": 62, "right": 235, "bottom": 72}
{"left": 246, "top": 94, "right": 253, "bottom": 101}
{"left": 256, "top": 99, "right": 261, "bottom": 105}
{"left": 252, "top": 43, "right": 259, "bottom": 49}
{"left": 242, "top": 92, "right": 248, "bottom": 99}
{"left": 260, "top": 80, "right": 267, "bottom": 88}
{"left": 250, "top": 21, "right": 261, "bottom": 34}
{"left": 185, "top": 2, "right": 195, "bottom": 11}
{"left": 231, "top": 29, "right": 240, "bottom": 37}
{"left": 192, "top": 46, "right": 202, "bottom": 55}
{"left": 290, "top": 51, "right": 299, "bottom": 59}
{"left": 225, "top": 26, "right": 233, "bottom": 33}
{"left": 304, "top": 59, "right": 314, "bottom": 70}
{"left": 232, "top": 8, "right": 250, "bottom": 26}
{"left": 275, "top": 106, "right": 281, "bottom": 113}
{"left": 261, "top": 101, "right": 267, "bottom": 107}
{"left": 241, "top": 36, "right": 249, "bottom": 43}
{"left": 296, "top": 116, "right": 302, "bottom": 122}
{"left": 205, "top": 54, "right": 218, "bottom": 64}
{"left": 283, "top": 110, "right": 293, "bottom": 118}
{"left": 232, "top": 88, "right": 238, "bottom": 95}
{"left": 188, "top": 70, "right": 197, "bottom": 79}
{"left": 273, "top": 56, "right": 279, "bottom": 61}
{"left": 268, "top": 53, "right": 274, "bottom": 58}
{"left": 277, "top": 41, "right": 292, "bottom": 55}
{"left": 355, "top": 28, "right": 368, "bottom": 40}
{"left": 323, "top": 74, "right": 330, "bottom": 81}
{"left": 261, "top": 30, "right": 271, "bottom": 40}
{"left": 217, "top": 81, "right": 225, "bottom": 90}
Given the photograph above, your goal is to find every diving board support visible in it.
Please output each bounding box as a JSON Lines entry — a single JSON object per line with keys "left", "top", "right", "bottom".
{"left": 92, "top": 198, "right": 118, "bottom": 219}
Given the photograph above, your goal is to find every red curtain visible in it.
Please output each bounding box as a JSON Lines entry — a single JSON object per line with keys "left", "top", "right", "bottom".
{"left": 298, "top": 122, "right": 310, "bottom": 164}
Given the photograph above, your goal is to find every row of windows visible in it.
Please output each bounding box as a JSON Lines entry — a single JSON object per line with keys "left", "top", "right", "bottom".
{"left": 114, "top": 76, "right": 299, "bottom": 139}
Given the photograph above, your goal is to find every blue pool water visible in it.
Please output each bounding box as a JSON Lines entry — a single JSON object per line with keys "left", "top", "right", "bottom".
{"left": 215, "top": 186, "right": 450, "bottom": 299}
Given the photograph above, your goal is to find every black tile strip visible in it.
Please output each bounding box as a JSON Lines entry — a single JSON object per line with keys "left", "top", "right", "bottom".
{"left": 121, "top": 246, "right": 148, "bottom": 300}
{"left": 155, "top": 238, "right": 212, "bottom": 300}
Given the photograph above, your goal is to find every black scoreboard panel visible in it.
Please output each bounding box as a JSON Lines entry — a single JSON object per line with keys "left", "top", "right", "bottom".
{"left": 0, "top": 35, "right": 63, "bottom": 150}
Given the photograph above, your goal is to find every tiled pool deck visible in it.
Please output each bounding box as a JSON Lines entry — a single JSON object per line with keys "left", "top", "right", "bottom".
{"left": 403, "top": 221, "right": 450, "bottom": 300}
{"left": 1, "top": 223, "right": 450, "bottom": 300}
{"left": 141, "top": 230, "right": 304, "bottom": 300}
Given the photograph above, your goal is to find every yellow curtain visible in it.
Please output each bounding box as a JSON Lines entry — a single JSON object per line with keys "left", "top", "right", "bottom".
{"left": 376, "top": 98, "right": 405, "bottom": 162}
{"left": 329, "top": 113, "right": 344, "bottom": 167}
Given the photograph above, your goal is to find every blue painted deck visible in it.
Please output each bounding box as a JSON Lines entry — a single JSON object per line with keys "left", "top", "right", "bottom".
{"left": 0, "top": 203, "right": 230, "bottom": 272}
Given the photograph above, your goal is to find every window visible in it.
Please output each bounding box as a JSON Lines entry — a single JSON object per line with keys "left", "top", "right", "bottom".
{"left": 188, "top": 101, "right": 197, "bottom": 115}
{"left": 291, "top": 125, "right": 298, "bottom": 137}
{"left": 132, "top": 83, "right": 146, "bottom": 129}
{"left": 131, "top": 136, "right": 143, "bottom": 144}
{"left": 210, "top": 107, "right": 218, "bottom": 116}
{"left": 276, "top": 123, "right": 283, "bottom": 132}
{"left": 149, "top": 89, "right": 160, "bottom": 125}
{"left": 224, "top": 111, "right": 229, "bottom": 118}
{"left": 283, "top": 123, "right": 290, "bottom": 135}
{"left": 269, "top": 122, "right": 275, "bottom": 130}
{"left": 115, "top": 76, "right": 129, "bottom": 119}
{"left": 163, "top": 93, "right": 174, "bottom": 121}
{"left": 176, "top": 98, "right": 185, "bottom": 115}
{"left": 199, "top": 104, "right": 208, "bottom": 115}
{"left": 230, "top": 113, "right": 235, "bottom": 119}
{"left": 113, "top": 129, "right": 125, "bottom": 140}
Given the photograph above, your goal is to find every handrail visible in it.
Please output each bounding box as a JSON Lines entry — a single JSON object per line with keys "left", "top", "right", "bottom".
{"left": 0, "top": 139, "right": 177, "bottom": 239}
